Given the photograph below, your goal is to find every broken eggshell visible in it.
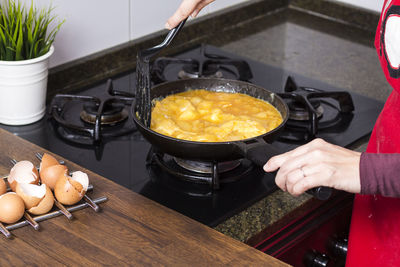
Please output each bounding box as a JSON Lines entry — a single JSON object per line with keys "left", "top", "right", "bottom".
{"left": 8, "top": 160, "right": 39, "bottom": 192}
{"left": 15, "top": 183, "right": 54, "bottom": 214}
{"left": 0, "top": 178, "right": 6, "bottom": 195}
{"left": 39, "top": 153, "right": 59, "bottom": 173}
{"left": 29, "top": 185, "right": 55, "bottom": 215}
{"left": 40, "top": 164, "right": 68, "bottom": 190}
{"left": 54, "top": 171, "right": 89, "bottom": 205}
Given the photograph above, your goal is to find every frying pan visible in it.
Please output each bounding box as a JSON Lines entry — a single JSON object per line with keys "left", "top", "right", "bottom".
{"left": 132, "top": 78, "right": 331, "bottom": 200}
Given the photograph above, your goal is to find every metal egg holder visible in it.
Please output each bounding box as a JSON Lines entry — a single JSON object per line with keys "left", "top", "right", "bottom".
{"left": 0, "top": 156, "right": 108, "bottom": 239}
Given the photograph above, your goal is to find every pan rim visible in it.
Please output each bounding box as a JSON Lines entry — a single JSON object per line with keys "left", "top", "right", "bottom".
{"left": 132, "top": 77, "right": 289, "bottom": 145}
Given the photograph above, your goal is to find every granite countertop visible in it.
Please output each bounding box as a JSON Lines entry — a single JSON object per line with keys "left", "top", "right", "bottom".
{"left": 221, "top": 9, "right": 391, "bottom": 103}
{"left": 46, "top": 0, "right": 391, "bottom": 245}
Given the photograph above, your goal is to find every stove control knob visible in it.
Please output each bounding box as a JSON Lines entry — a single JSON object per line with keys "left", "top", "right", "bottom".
{"left": 304, "top": 251, "right": 331, "bottom": 267}
{"left": 329, "top": 238, "right": 348, "bottom": 259}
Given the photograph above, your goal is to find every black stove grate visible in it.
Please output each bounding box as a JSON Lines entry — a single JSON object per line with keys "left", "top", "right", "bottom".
{"left": 49, "top": 79, "right": 136, "bottom": 144}
{"left": 278, "top": 76, "right": 355, "bottom": 141}
{"left": 151, "top": 44, "right": 253, "bottom": 83}
{"left": 146, "top": 146, "right": 255, "bottom": 192}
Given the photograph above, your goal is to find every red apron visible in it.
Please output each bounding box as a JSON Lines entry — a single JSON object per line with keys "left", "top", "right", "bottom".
{"left": 347, "top": 0, "right": 400, "bottom": 265}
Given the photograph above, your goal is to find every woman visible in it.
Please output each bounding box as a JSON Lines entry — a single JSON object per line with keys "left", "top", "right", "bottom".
{"left": 167, "top": 0, "right": 400, "bottom": 265}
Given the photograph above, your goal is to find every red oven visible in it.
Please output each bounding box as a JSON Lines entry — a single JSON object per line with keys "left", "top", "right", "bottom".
{"left": 250, "top": 192, "right": 352, "bottom": 266}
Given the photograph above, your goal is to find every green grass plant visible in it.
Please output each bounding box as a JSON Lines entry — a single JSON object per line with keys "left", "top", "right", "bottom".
{"left": 0, "top": 0, "right": 64, "bottom": 61}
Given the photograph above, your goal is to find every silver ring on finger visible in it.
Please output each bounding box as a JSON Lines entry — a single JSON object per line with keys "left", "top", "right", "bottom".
{"left": 300, "top": 167, "right": 306, "bottom": 177}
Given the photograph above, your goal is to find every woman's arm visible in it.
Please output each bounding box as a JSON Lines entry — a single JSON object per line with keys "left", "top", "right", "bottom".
{"left": 360, "top": 153, "right": 400, "bottom": 197}
{"left": 264, "top": 138, "right": 400, "bottom": 198}
{"left": 166, "top": 0, "right": 216, "bottom": 29}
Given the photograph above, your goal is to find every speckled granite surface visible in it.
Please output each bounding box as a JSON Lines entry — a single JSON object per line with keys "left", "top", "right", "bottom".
{"left": 47, "top": 0, "right": 391, "bottom": 244}
{"left": 215, "top": 191, "right": 311, "bottom": 242}
{"left": 291, "top": 0, "right": 380, "bottom": 31}
{"left": 221, "top": 8, "right": 391, "bottom": 102}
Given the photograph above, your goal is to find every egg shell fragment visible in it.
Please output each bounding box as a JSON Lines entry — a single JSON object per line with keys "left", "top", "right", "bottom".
{"left": 39, "top": 153, "right": 59, "bottom": 172}
{"left": 0, "top": 179, "right": 6, "bottom": 195}
{"left": 40, "top": 164, "right": 68, "bottom": 190}
{"left": 15, "top": 183, "right": 44, "bottom": 210}
{"left": 71, "top": 171, "right": 89, "bottom": 192}
{"left": 0, "top": 192, "right": 25, "bottom": 224}
{"left": 8, "top": 160, "right": 39, "bottom": 192}
{"left": 28, "top": 185, "right": 54, "bottom": 215}
{"left": 54, "top": 171, "right": 89, "bottom": 205}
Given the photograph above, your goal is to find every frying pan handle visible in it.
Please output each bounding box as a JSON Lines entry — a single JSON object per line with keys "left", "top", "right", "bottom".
{"left": 244, "top": 140, "right": 280, "bottom": 167}
{"left": 239, "top": 139, "right": 332, "bottom": 200}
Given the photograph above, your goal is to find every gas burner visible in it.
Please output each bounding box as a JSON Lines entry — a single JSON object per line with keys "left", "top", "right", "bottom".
{"left": 178, "top": 64, "right": 223, "bottom": 79}
{"left": 287, "top": 99, "right": 324, "bottom": 121}
{"left": 49, "top": 79, "right": 136, "bottom": 144}
{"left": 152, "top": 44, "right": 252, "bottom": 83}
{"left": 146, "top": 147, "right": 255, "bottom": 191}
{"left": 174, "top": 158, "right": 241, "bottom": 174}
{"left": 80, "top": 102, "right": 129, "bottom": 125}
{"left": 278, "top": 76, "right": 355, "bottom": 141}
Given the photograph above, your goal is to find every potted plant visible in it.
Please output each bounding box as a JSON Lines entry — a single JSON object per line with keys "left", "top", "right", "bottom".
{"left": 0, "top": 0, "right": 64, "bottom": 125}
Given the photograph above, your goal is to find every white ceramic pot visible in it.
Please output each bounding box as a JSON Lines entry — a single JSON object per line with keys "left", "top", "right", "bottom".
{"left": 0, "top": 46, "right": 54, "bottom": 125}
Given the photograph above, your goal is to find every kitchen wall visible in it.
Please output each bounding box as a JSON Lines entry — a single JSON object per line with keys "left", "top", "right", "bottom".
{"left": 19, "top": 0, "right": 247, "bottom": 68}
{"left": 19, "top": 0, "right": 383, "bottom": 68}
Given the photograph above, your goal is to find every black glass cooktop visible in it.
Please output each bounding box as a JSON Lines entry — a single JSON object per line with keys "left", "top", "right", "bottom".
{"left": 0, "top": 45, "right": 384, "bottom": 227}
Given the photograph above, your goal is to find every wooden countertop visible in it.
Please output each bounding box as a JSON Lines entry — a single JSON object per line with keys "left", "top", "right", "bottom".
{"left": 0, "top": 128, "right": 288, "bottom": 266}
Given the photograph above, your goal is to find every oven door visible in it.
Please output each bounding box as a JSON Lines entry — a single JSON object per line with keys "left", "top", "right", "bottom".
{"left": 250, "top": 192, "right": 353, "bottom": 267}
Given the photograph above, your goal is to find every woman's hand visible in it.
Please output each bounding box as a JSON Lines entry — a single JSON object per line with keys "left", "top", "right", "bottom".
{"left": 166, "top": 0, "right": 216, "bottom": 29}
{"left": 263, "top": 138, "right": 361, "bottom": 196}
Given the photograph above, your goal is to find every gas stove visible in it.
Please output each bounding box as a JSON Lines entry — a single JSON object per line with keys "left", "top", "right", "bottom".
{"left": 0, "top": 44, "right": 383, "bottom": 228}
